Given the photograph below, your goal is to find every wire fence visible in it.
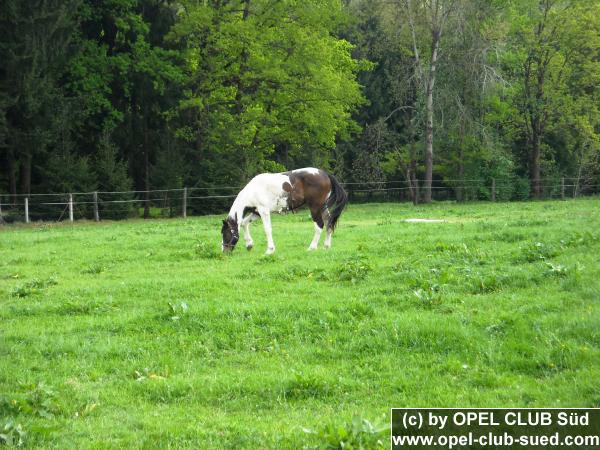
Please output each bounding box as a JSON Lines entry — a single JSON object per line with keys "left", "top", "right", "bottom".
{"left": 0, "top": 177, "right": 598, "bottom": 224}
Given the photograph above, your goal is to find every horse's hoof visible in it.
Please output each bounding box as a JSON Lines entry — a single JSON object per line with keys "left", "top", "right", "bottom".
{"left": 246, "top": 244, "right": 253, "bottom": 251}
{"left": 308, "top": 246, "right": 317, "bottom": 251}
{"left": 265, "top": 247, "right": 275, "bottom": 255}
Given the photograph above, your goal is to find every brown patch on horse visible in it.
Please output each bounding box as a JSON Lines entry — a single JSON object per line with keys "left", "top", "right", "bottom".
{"left": 283, "top": 170, "right": 331, "bottom": 218}
{"left": 282, "top": 181, "right": 293, "bottom": 192}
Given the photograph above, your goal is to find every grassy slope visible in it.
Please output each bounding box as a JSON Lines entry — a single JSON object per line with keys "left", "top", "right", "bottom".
{"left": 1, "top": 199, "right": 599, "bottom": 448}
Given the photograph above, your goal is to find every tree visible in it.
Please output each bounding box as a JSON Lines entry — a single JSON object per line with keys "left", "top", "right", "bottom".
{"left": 169, "top": 0, "right": 367, "bottom": 187}
{"left": 0, "top": 0, "right": 79, "bottom": 196}
{"left": 399, "top": 0, "right": 457, "bottom": 203}
{"left": 508, "top": 0, "right": 600, "bottom": 198}
{"left": 69, "top": 0, "right": 184, "bottom": 217}
{"left": 435, "top": 0, "right": 510, "bottom": 201}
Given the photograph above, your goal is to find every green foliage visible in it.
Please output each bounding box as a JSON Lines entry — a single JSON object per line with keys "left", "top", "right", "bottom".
{"left": 94, "top": 131, "right": 134, "bottom": 219}
{"left": 512, "top": 177, "right": 531, "bottom": 201}
{"left": 2, "top": 0, "right": 598, "bottom": 206}
{"left": 169, "top": 0, "right": 367, "bottom": 181}
{"left": 39, "top": 149, "right": 96, "bottom": 194}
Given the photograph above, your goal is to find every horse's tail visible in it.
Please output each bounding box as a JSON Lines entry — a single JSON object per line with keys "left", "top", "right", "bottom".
{"left": 326, "top": 172, "right": 348, "bottom": 231}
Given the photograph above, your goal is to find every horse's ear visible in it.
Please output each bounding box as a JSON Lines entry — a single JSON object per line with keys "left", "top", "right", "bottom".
{"left": 222, "top": 219, "right": 227, "bottom": 225}
{"left": 234, "top": 212, "right": 238, "bottom": 222}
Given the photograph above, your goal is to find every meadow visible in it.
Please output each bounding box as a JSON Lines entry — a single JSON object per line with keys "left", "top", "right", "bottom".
{"left": 1, "top": 199, "right": 599, "bottom": 448}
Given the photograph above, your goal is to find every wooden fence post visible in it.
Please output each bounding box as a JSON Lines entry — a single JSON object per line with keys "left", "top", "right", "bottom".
{"left": 561, "top": 177, "right": 565, "bottom": 200}
{"left": 93, "top": 191, "right": 99, "bottom": 221}
{"left": 25, "top": 197, "right": 30, "bottom": 223}
{"left": 491, "top": 178, "right": 496, "bottom": 202}
{"left": 69, "top": 193, "right": 74, "bottom": 222}
{"left": 182, "top": 187, "right": 187, "bottom": 218}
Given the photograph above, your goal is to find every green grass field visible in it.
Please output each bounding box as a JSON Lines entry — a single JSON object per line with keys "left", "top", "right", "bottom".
{"left": 1, "top": 199, "right": 599, "bottom": 448}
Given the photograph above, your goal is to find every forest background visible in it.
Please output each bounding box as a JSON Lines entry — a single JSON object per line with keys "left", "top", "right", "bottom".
{"left": 1, "top": 0, "right": 599, "bottom": 216}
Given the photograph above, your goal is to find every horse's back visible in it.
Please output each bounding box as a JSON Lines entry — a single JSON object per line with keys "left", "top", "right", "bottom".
{"left": 243, "top": 173, "right": 290, "bottom": 206}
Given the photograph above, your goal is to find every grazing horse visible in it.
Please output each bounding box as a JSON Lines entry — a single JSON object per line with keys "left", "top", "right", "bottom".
{"left": 221, "top": 168, "right": 348, "bottom": 254}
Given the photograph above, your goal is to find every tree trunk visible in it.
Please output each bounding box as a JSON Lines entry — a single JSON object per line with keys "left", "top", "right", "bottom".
{"left": 409, "top": 158, "right": 419, "bottom": 205}
{"left": 7, "top": 147, "right": 18, "bottom": 200}
{"left": 457, "top": 151, "right": 465, "bottom": 202}
{"left": 530, "top": 130, "right": 541, "bottom": 199}
{"left": 234, "top": 0, "right": 251, "bottom": 178}
{"left": 143, "top": 117, "right": 150, "bottom": 219}
{"left": 19, "top": 151, "right": 32, "bottom": 196}
{"left": 423, "top": 30, "right": 440, "bottom": 204}
{"left": 456, "top": 119, "right": 465, "bottom": 202}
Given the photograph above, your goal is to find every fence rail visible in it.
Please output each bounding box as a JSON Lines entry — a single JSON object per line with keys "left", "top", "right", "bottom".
{"left": 0, "top": 177, "right": 598, "bottom": 224}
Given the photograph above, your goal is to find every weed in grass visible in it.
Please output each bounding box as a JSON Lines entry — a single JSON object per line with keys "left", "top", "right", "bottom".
{"left": 337, "top": 256, "right": 371, "bottom": 283}
{"left": 194, "top": 240, "right": 222, "bottom": 259}
{"left": 0, "top": 421, "right": 26, "bottom": 447}
{"left": 81, "top": 263, "right": 105, "bottom": 275}
{"left": 545, "top": 262, "right": 569, "bottom": 278}
{"left": 283, "top": 371, "right": 329, "bottom": 400}
{"left": 520, "top": 241, "right": 560, "bottom": 262}
{"left": 413, "top": 287, "right": 443, "bottom": 308}
{"left": 134, "top": 368, "right": 168, "bottom": 382}
{"left": 2, "top": 272, "right": 21, "bottom": 280}
{"left": 3, "top": 383, "right": 58, "bottom": 419}
{"left": 376, "top": 214, "right": 393, "bottom": 226}
{"left": 55, "top": 297, "right": 119, "bottom": 315}
{"left": 434, "top": 242, "right": 488, "bottom": 265}
{"left": 279, "top": 266, "right": 330, "bottom": 282}
{"left": 471, "top": 273, "right": 504, "bottom": 294}
{"left": 303, "top": 416, "right": 388, "bottom": 450}
{"left": 560, "top": 231, "right": 600, "bottom": 249}
{"left": 490, "top": 230, "right": 527, "bottom": 243}
{"left": 166, "top": 301, "right": 189, "bottom": 321}
{"left": 255, "top": 254, "right": 280, "bottom": 264}
{"left": 10, "top": 277, "right": 57, "bottom": 298}
{"left": 485, "top": 320, "right": 510, "bottom": 336}
{"left": 560, "top": 263, "right": 584, "bottom": 291}
{"left": 73, "top": 401, "right": 99, "bottom": 419}
{"left": 434, "top": 242, "right": 461, "bottom": 252}
{"left": 513, "top": 219, "right": 548, "bottom": 227}
{"left": 7, "top": 257, "right": 25, "bottom": 265}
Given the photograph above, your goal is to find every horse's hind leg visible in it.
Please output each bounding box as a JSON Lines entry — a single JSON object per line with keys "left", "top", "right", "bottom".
{"left": 242, "top": 212, "right": 260, "bottom": 250}
{"left": 308, "top": 209, "right": 324, "bottom": 251}
{"left": 322, "top": 209, "right": 333, "bottom": 249}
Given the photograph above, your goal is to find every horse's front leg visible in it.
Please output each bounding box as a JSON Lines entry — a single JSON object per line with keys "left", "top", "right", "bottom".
{"left": 258, "top": 208, "right": 275, "bottom": 254}
{"left": 242, "top": 213, "right": 259, "bottom": 251}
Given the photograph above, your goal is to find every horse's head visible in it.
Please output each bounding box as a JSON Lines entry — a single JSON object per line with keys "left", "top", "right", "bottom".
{"left": 221, "top": 215, "right": 239, "bottom": 252}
